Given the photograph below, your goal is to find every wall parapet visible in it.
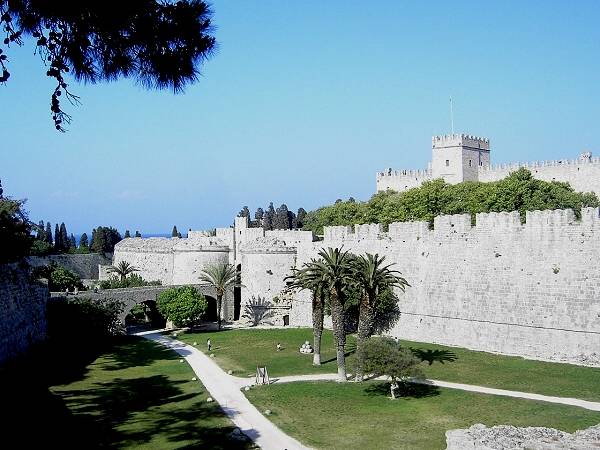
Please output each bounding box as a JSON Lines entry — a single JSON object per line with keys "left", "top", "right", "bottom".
{"left": 377, "top": 168, "right": 432, "bottom": 179}
{"left": 322, "top": 207, "right": 600, "bottom": 243}
{"left": 480, "top": 156, "right": 600, "bottom": 173}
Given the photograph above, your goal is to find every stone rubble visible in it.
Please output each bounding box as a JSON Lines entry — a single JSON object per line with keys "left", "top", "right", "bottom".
{"left": 445, "top": 423, "right": 600, "bottom": 450}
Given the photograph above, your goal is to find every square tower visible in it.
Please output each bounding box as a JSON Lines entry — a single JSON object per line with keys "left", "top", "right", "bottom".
{"left": 431, "top": 134, "right": 490, "bottom": 184}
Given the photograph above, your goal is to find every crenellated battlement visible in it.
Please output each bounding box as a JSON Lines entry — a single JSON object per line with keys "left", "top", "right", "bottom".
{"left": 322, "top": 207, "right": 600, "bottom": 243}
{"left": 376, "top": 168, "right": 432, "bottom": 179}
{"left": 480, "top": 153, "right": 600, "bottom": 173}
{"left": 432, "top": 133, "right": 490, "bottom": 150}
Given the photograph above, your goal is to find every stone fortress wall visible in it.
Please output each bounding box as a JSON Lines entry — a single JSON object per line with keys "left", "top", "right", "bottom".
{"left": 294, "top": 208, "right": 600, "bottom": 365}
{"left": 376, "top": 134, "right": 600, "bottom": 195}
{"left": 110, "top": 207, "right": 600, "bottom": 365}
{"left": 109, "top": 216, "right": 313, "bottom": 326}
{"left": 28, "top": 253, "right": 112, "bottom": 280}
{"left": 0, "top": 264, "right": 48, "bottom": 364}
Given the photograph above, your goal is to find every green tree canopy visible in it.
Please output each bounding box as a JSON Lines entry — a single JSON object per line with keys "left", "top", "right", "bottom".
{"left": 90, "top": 226, "right": 122, "bottom": 253}
{"left": 0, "top": 1, "right": 216, "bottom": 131}
{"left": 0, "top": 196, "right": 32, "bottom": 263}
{"left": 362, "top": 337, "right": 424, "bottom": 399}
{"left": 303, "top": 169, "right": 600, "bottom": 234}
{"left": 157, "top": 286, "right": 208, "bottom": 327}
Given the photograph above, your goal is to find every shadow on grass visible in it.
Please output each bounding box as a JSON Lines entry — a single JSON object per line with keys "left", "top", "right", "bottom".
{"left": 364, "top": 381, "right": 440, "bottom": 399}
{"left": 410, "top": 348, "right": 458, "bottom": 366}
{"left": 321, "top": 342, "right": 357, "bottom": 364}
{"left": 0, "top": 337, "right": 253, "bottom": 449}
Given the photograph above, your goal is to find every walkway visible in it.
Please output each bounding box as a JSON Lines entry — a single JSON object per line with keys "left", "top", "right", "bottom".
{"left": 244, "top": 374, "right": 600, "bottom": 412}
{"left": 140, "top": 331, "right": 309, "bottom": 450}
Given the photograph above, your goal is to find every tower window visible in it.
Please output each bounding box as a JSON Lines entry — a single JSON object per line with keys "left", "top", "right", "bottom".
{"left": 479, "top": 161, "right": 483, "bottom": 166}
{"left": 468, "top": 160, "right": 472, "bottom": 167}
{"left": 445, "top": 160, "right": 450, "bottom": 167}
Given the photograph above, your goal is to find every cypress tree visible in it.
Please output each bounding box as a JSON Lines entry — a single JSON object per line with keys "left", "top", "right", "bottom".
{"left": 274, "top": 204, "right": 290, "bottom": 229}
{"left": 296, "top": 208, "right": 307, "bottom": 229}
{"left": 255, "top": 207, "right": 264, "bottom": 227}
{"left": 238, "top": 206, "right": 250, "bottom": 218}
{"left": 36, "top": 220, "right": 46, "bottom": 240}
{"left": 263, "top": 202, "right": 275, "bottom": 230}
{"left": 172, "top": 225, "right": 179, "bottom": 237}
{"left": 60, "top": 223, "right": 69, "bottom": 251}
{"left": 79, "top": 233, "right": 89, "bottom": 248}
{"left": 70, "top": 233, "right": 76, "bottom": 248}
{"left": 45, "top": 222, "right": 53, "bottom": 244}
{"left": 135, "top": 230, "right": 141, "bottom": 237}
{"left": 54, "top": 223, "right": 61, "bottom": 251}
{"left": 124, "top": 230, "right": 131, "bottom": 238}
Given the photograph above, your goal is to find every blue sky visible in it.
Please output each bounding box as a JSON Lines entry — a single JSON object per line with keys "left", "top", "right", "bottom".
{"left": 2, "top": 0, "right": 599, "bottom": 235}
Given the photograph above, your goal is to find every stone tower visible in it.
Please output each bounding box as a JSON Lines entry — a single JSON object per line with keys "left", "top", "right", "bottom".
{"left": 431, "top": 134, "right": 490, "bottom": 184}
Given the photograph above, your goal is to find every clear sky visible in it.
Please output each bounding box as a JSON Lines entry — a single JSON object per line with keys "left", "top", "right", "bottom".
{"left": 2, "top": 0, "right": 599, "bottom": 235}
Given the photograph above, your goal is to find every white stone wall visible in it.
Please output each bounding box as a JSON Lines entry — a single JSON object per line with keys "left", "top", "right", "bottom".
{"left": 171, "top": 240, "right": 231, "bottom": 285}
{"left": 376, "top": 169, "right": 431, "bottom": 192}
{"left": 479, "top": 157, "right": 600, "bottom": 194}
{"left": 240, "top": 247, "right": 297, "bottom": 305}
{"left": 376, "top": 134, "right": 600, "bottom": 196}
{"left": 294, "top": 208, "right": 600, "bottom": 364}
{"left": 113, "top": 238, "right": 176, "bottom": 285}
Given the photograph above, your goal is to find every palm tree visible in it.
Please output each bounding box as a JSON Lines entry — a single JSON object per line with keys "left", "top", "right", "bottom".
{"left": 198, "top": 263, "right": 237, "bottom": 330}
{"left": 107, "top": 261, "right": 139, "bottom": 281}
{"left": 285, "top": 260, "right": 328, "bottom": 365}
{"left": 312, "top": 247, "right": 355, "bottom": 382}
{"left": 352, "top": 253, "right": 409, "bottom": 381}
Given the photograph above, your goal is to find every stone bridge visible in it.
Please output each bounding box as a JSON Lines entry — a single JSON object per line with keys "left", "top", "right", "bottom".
{"left": 52, "top": 284, "right": 234, "bottom": 324}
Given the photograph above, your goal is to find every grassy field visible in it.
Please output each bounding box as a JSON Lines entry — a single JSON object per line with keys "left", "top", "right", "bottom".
{"left": 178, "top": 327, "right": 357, "bottom": 377}
{"left": 1, "top": 336, "right": 252, "bottom": 449}
{"left": 178, "top": 328, "right": 600, "bottom": 401}
{"left": 245, "top": 381, "right": 600, "bottom": 450}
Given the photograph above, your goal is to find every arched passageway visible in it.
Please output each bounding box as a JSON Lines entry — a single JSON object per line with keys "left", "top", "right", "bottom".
{"left": 204, "top": 295, "right": 218, "bottom": 322}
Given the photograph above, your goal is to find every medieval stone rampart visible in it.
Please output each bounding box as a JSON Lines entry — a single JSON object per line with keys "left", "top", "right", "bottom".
{"left": 478, "top": 156, "right": 600, "bottom": 193}
{"left": 0, "top": 264, "right": 48, "bottom": 365}
{"left": 28, "top": 253, "right": 112, "bottom": 279}
{"left": 294, "top": 207, "right": 600, "bottom": 365}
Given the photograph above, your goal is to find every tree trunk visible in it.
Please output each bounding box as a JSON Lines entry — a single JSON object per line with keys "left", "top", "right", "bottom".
{"left": 217, "top": 294, "right": 222, "bottom": 330}
{"left": 355, "top": 295, "right": 375, "bottom": 382}
{"left": 312, "top": 294, "right": 324, "bottom": 366}
{"left": 330, "top": 290, "right": 347, "bottom": 382}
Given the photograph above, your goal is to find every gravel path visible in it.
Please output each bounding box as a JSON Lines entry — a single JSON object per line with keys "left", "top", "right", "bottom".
{"left": 140, "top": 332, "right": 309, "bottom": 450}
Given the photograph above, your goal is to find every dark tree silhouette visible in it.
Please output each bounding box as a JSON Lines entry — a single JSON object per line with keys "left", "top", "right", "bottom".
{"left": 0, "top": 1, "right": 216, "bottom": 131}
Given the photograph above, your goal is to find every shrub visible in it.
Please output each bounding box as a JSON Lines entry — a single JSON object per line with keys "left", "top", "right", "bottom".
{"left": 363, "top": 337, "right": 423, "bottom": 399}
{"left": 157, "top": 286, "right": 208, "bottom": 327}
{"left": 99, "top": 274, "right": 161, "bottom": 289}
{"left": 32, "top": 264, "right": 84, "bottom": 292}
{"left": 47, "top": 297, "right": 124, "bottom": 343}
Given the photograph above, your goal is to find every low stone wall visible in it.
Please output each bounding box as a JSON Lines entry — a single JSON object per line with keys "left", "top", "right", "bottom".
{"left": 28, "top": 253, "right": 112, "bottom": 279}
{"left": 0, "top": 264, "right": 48, "bottom": 365}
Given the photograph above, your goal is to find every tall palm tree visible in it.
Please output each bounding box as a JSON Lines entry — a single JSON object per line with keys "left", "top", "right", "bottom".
{"left": 352, "top": 253, "right": 409, "bottom": 381}
{"left": 312, "top": 247, "right": 355, "bottom": 382}
{"left": 285, "top": 260, "right": 328, "bottom": 365}
{"left": 198, "top": 263, "right": 237, "bottom": 330}
{"left": 107, "top": 261, "right": 139, "bottom": 281}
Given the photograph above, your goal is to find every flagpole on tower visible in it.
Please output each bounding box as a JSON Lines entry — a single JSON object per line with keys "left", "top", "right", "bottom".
{"left": 450, "top": 97, "right": 454, "bottom": 135}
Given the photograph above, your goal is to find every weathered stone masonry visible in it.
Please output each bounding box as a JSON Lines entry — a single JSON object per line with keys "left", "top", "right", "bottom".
{"left": 0, "top": 264, "right": 48, "bottom": 365}
{"left": 297, "top": 208, "right": 600, "bottom": 365}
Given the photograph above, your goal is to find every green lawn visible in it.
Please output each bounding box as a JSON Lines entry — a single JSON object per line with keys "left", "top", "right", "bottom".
{"left": 177, "top": 328, "right": 600, "bottom": 401}
{"left": 1, "top": 336, "right": 252, "bottom": 449}
{"left": 178, "top": 327, "right": 357, "bottom": 377}
{"left": 245, "top": 381, "right": 600, "bottom": 450}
